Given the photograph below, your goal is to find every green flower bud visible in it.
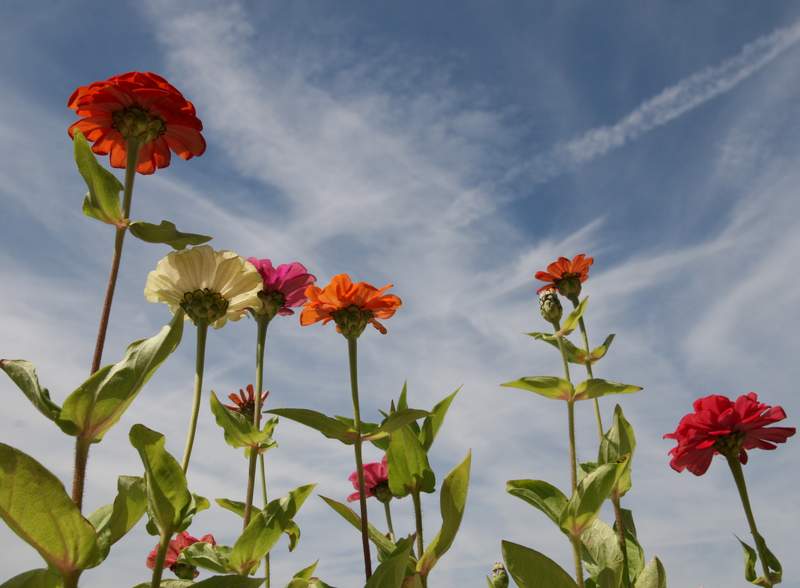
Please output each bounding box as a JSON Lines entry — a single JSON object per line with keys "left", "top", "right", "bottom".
{"left": 180, "top": 288, "right": 229, "bottom": 325}
{"left": 538, "top": 288, "right": 562, "bottom": 326}
{"left": 332, "top": 305, "right": 373, "bottom": 340}
{"left": 488, "top": 562, "right": 509, "bottom": 588}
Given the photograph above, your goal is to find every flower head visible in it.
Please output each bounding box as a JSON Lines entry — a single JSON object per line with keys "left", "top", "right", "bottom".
{"left": 664, "top": 392, "right": 795, "bottom": 476}
{"left": 348, "top": 455, "right": 391, "bottom": 503}
{"left": 146, "top": 531, "right": 215, "bottom": 579}
{"left": 223, "top": 384, "right": 269, "bottom": 420}
{"left": 144, "top": 245, "right": 262, "bottom": 328}
{"left": 488, "top": 562, "right": 509, "bottom": 588}
{"left": 68, "top": 71, "right": 205, "bottom": 175}
{"left": 247, "top": 258, "right": 316, "bottom": 320}
{"left": 535, "top": 253, "right": 594, "bottom": 298}
{"left": 300, "top": 274, "right": 402, "bottom": 338}
{"left": 538, "top": 285, "right": 563, "bottom": 326}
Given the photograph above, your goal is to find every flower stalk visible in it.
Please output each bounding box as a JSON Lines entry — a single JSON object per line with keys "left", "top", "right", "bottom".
{"left": 384, "top": 500, "right": 395, "bottom": 541}
{"left": 181, "top": 321, "right": 208, "bottom": 473}
{"left": 243, "top": 317, "right": 269, "bottom": 527}
{"left": 149, "top": 531, "right": 172, "bottom": 588}
{"left": 259, "top": 453, "right": 270, "bottom": 587}
{"left": 412, "top": 490, "right": 425, "bottom": 559}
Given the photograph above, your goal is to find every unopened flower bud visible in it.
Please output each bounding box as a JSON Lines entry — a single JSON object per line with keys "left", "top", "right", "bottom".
{"left": 488, "top": 562, "right": 509, "bottom": 588}
{"left": 538, "top": 287, "right": 562, "bottom": 326}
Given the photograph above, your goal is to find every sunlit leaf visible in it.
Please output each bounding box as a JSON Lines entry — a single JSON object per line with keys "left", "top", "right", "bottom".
{"left": 502, "top": 541, "right": 577, "bottom": 588}
{"left": 128, "top": 220, "right": 212, "bottom": 250}
{"left": 0, "top": 360, "right": 61, "bottom": 423}
{"left": 501, "top": 376, "right": 573, "bottom": 401}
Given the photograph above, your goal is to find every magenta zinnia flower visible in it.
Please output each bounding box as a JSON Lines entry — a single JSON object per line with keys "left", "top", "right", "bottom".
{"left": 247, "top": 258, "right": 316, "bottom": 319}
{"left": 146, "top": 531, "right": 216, "bottom": 574}
{"left": 664, "top": 392, "right": 795, "bottom": 476}
{"left": 348, "top": 455, "right": 389, "bottom": 502}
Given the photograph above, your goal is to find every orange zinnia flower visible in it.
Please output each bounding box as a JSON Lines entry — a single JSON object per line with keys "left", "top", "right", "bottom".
{"left": 300, "top": 274, "right": 402, "bottom": 338}
{"left": 535, "top": 253, "right": 594, "bottom": 297}
{"left": 68, "top": 71, "right": 205, "bottom": 175}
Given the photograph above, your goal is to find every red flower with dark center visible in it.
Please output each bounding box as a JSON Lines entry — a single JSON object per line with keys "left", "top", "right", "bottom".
{"left": 146, "top": 531, "right": 216, "bottom": 574}
{"left": 68, "top": 71, "right": 205, "bottom": 175}
{"left": 664, "top": 392, "right": 795, "bottom": 475}
{"left": 534, "top": 254, "right": 594, "bottom": 295}
{"left": 347, "top": 455, "right": 389, "bottom": 502}
{"left": 223, "top": 384, "right": 269, "bottom": 418}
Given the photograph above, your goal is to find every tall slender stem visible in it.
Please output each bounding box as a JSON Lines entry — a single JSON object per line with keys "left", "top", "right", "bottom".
{"left": 72, "top": 141, "right": 139, "bottom": 513}
{"left": 383, "top": 500, "right": 395, "bottom": 541}
{"left": 181, "top": 322, "right": 208, "bottom": 474}
{"left": 412, "top": 490, "right": 425, "bottom": 559}
{"left": 570, "top": 536, "right": 586, "bottom": 588}
{"left": 726, "top": 454, "right": 775, "bottom": 587}
{"left": 149, "top": 531, "right": 172, "bottom": 588}
{"left": 244, "top": 317, "right": 269, "bottom": 527}
{"left": 259, "top": 453, "right": 270, "bottom": 587}
{"left": 347, "top": 336, "right": 373, "bottom": 579}
{"left": 569, "top": 297, "right": 630, "bottom": 587}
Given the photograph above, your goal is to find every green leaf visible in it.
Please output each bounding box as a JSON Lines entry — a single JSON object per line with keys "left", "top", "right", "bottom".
{"left": 129, "top": 424, "right": 191, "bottom": 536}
{"left": 417, "top": 452, "right": 471, "bottom": 577}
{"left": 616, "top": 518, "right": 644, "bottom": 582}
{"left": 574, "top": 379, "right": 642, "bottom": 402}
{"left": 59, "top": 312, "right": 184, "bottom": 442}
{"left": 739, "top": 537, "right": 758, "bottom": 582}
{"left": 284, "top": 520, "right": 301, "bottom": 552}
{"left": 368, "top": 542, "right": 414, "bottom": 588}
{"left": 0, "top": 360, "right": 61, "bottom": 423}
{"left": 0, "top": 569, "right": 62, "bottom": 588}
{"left": 179, "top": 542, "right": 231, "bottom": 574}
{"left": 506, "top": 479, "right": 568, "bottom": 528}
{"left": 634, "top": 557, "right": 666, "bottom": 588}
{"left": 210, "top": 392, "right": 271, "bottom": 449}
{"left": 319, "top": 495, "right": 397, "bottom": 556}
{"left": 560, "top": 459, "right": 628, "bottom": 537}
{"left": 598, "top": 405, "right": 636, "bottom": 497}
{"left": 215, "top": 497, "right": 251, "bottom": 518}
{"left": 267, "top": 408, "right": 358, "bottom": 445}
{"left": 528, "top": 332, "right": 588, "bottom": 363}
{"left": 192, "top": 577, "right": 266, "bottom": 588}
{"left": 560, "top": 297, "right": 588, "bottom": 336}
{"left": 419, "top": 388, "right": 460, "bottom": 451}
{"left": 365, "top": 409, "right": 430, "bottom": 442}
{"left": 292, "top": 560, "right": 319, "bottom": 580}
{"left": 129, "top": 220, "right": 212, "bottom": 250}
{"left": 500, "top": 376, "right": 573, "bottom": 401}
{"left": 590, "top": 334, "right": 615, "bottom": 362}
{"left": 0, "top": 443, "right": 99, "bottom": 575}
{"left": 228, "top": 484, "right": 315, "bottom": 575}
{"left": 580, "top": 519, "right": 624, "bottom": 588}
{"left": 387, "top": 425, "right": 436, "bottom": 497}
{"left": 132, "top": 582, "right": 194, "bottom": 588}
{"left": 87, "top": 475, "right": 147, "bottom": 566}
{"left": 502, "top": 541, "right": 578, "bottom": 588}
{"left": 73, "top": 131, "right": 124, "bottom": 225}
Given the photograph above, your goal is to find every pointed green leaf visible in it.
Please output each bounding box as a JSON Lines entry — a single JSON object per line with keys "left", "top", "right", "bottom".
{"left": 129, "top": 220, "right": 212, "bottom": 250}
{"left": 129, "top": 424, "right": 191, "bottom": 536}
{"left": 87, "top": 475, "right": 147, "bottom": 566}
{"left": 210, "top": 392, "right": 271, "bottom": 449}
{"left": 501, "top": 376, "right": 573, "bottom": 401}
{"left": 0, "top": 443, "right": 99, "bottom": 575}
{"left": 368, "top": 541, "right": 414, "bottom": 588}
{"left": 616, "top": 516, "right": 644, "bottom": 582}
{"left": 419, "top": 388, "right": 460, "bottom": 451}
{"left": 292, "top": 560, "right": 319, "bottom": 580}
{"left": 73, "top": 131, "right": 124, "bottom": 225}
{"left": 0, "top": 360, "right": 61, "bottom": 423}
{"left": 756, "top": 534, "right": 783, "bottom": 584}
{"left": 590, "top": 334, "right": 615, "bottom": 362}
{"left": 228, "top": 484, "right": 315, "bottom": 575}
{"left": 417, "top": 452, "right": 471, "bottom": 576}
{"left": 634, "top": 557, "right": 666, "bottom": 588}
{"left": 528, "top": 332, "right": 587, "bottom": 363}
{"left": 59, "top": 312, "right": 184, "bottom": 442}
{"left": 387, "top": 425, "right": 435, "bottom": 497}
{"left": 192, "top": 577, "right": 266, "bottom": 588}
{"left": 179, "top": 542, "right": 231, "bottom": 574}
{"left": 560, "top": 459, "right": 628, "bottom": 537}
{"left": 267, "top": 408, "right": 358, "bottom": 444}
{"left": 574, "top": 379, "right": 642, "bottom": 402}
{"left": 506, "top": 479, "right": 568, "bottom": 527}
{"left": 560, "top": 297, "right": 588, "bottom": 336}
{"left": 132, "top": 582, "right": 194, "bottom": 588}
{"left": 215, "top": 497, "right": 251, "bottom": 518}
{"left": 365, "top": 409, "right": 430, "bottom": 442}
{"left": 319, "top": 495, "right": 397, "bottom": 556}
{"left": 0, "top": 569, "right": 62, "bottom": 588}
{"left": 215, "top": 498, "right": 299, "bottom": 550}
{"left": 580, "top": 519, "right": 624, "bottom": 587}
{"left": 502, "top": 541, "right": 578, "bottom": 588}
{"left": 599, "top": 405, "right": 636, "bottom": 496}
{"left": 738, "top": 537, "right": 758, "bottom": 582}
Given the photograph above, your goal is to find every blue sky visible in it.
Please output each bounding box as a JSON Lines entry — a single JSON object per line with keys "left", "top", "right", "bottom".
{"left": 2, "top": 1, "right": 799, "bottom": 586}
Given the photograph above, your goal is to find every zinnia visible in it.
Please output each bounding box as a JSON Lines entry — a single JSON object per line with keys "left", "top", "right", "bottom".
{"left": 68, "top": 71, "right": 205, "bottom": 175}
{"left": 247, "top": 258, "right": 316, "bottom": 319}
{"left": 144, "top": 245, "right": 262, "bottom": 328}
{"left": 664, "top": 392, "right": 795, "bottom": 475}
{"left": 348, "top": 455, "right": 390, "bottom": 502}
{"left": 223, "top": 384, "right": 269, "bottom": 419}
{"left": 300, "top": 274, "right": 402, "bottom": 338}
{"left": 535, "top": 253, "right": 594, "bottom": 297}
{"left": 146, "top": 531, "right": 216, "bottom": 576}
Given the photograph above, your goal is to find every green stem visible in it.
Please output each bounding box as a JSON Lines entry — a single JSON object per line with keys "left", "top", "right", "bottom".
{"left": 181, "top": 322, "right": 208, "bottom": 474}
{"left": 570, "top": 536, "right": 586, "bottom": 588}
{"left": 259, "top": 453, "right": 270, "bottom": 588}
{"left": 611, "top": 494, "right": 631, "bottom": 588}
{"left": 568, "top": 298, "right": 603, "bottom": 440}
{"left": 73, "top": 140, "right": 139, "bottom": 512}
{"left": 412, "top": 490, "right": 425, "bottom": 559}
{"left": 726, "top": 454, "right": 774, "bottom": 587}
{"left": 149, "top": 531, "right": 172, "bottom": 588}
{"left": 347, "top": 336, "right": 373, "bottom": 579}
{"left": 383, "top": 500, "right": 395, "bottom": 541}
{"left": 244, "top": 318, "right": 269, "bottom": 528}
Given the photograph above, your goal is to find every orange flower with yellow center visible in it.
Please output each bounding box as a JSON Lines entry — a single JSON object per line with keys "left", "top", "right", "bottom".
{"left": 535, "top": 253, "right": 594, "bottom": 298}
{"left": 300, "top": 274, "right": 401, "bottom": 338}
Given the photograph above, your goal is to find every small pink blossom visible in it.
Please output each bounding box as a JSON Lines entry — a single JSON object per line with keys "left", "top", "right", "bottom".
{"left": 146, "top": 531, "right": 216, "bottom": 571}
{"left": 247, "top": 258, "right": 316, "bottom": 317}
{"left": 348, "top": 455, "right": 389, "bottom": 502}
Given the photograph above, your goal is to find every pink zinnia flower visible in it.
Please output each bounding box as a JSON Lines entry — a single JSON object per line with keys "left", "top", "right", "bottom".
{"left": 664, "top": 392, "right": 795, "bottom": 476}
{"left": 146, "top": 531, "right": 216, "bottom": 572}
{"left": 247, "top": 258, "right": 316, "bottom": 318}
{"left": 348, "top": 455, "right": 389, "bottom": 502}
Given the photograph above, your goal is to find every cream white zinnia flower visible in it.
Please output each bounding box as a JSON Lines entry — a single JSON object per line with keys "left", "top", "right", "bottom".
{"left": 144, "top": 245, "right": 262, "bottom": 328}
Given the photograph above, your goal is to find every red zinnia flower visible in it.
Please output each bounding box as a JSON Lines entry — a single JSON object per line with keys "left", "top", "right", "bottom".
{"left": 68, "top": 71, "right": 205, "bottom": 175}
{"left": 347, "top": 455, "right": 389, "bottom": 502}
{"left": 534, "top": 253, "right": 593, "bottom": 296}
{"left": 664, "top": 392, "right": 795, "bottom": 476}
{"left": 223, "top": 384, "right": 269, "bottom": 418}
{"left": 146, "top": 531, "right": 216, "bottom": 573}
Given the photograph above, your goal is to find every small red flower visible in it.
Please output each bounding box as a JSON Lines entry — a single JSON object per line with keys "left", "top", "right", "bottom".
{"left": 223, "top": 384, "right": 269, "bottom": 418}
{"left": 664, "top": 393, "right": 795, "bottom": 476}
{"left": 535, "top": 254, "right": 593, "bottom": 295}
{"left": 68, "top": 71, "right": 205, "bottom": 175}
{"left": 347, "top": 455, "right": 389, "bottom": 502}
{"left": 146, "top": 531, "right": 216, "bottom": 573}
